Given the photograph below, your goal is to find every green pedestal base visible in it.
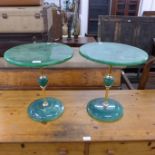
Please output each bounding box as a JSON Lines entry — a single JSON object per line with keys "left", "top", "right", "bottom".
{"left": 87, "top": 98, "right": 123, "bottom": 122}
{"left": 28, "top": 97, "right": 64, "bottom": 122}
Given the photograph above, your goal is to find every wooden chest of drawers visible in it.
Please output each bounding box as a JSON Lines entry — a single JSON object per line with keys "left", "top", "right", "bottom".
{"left": 0, "top": 48, "right": 121, "bottom": 90}
{"left": 0, "top": 90, "right": 155, "bottom": 155}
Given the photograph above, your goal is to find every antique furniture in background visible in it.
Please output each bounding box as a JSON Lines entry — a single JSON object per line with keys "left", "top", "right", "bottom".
{"left": 0, "top": 4, "right": 53, "bottom": 56}
{"left": 111, "top": 0, "right": 140, "bottom": 16}
{"left": 98, "top": 15, "right": 155, "bottom": 89}
{"left": 122, "top": 56, "right": 155, "bottom": 90}
{"left": 0, "top": 33, "right": 48, "bottom": 57}
{"left": 51, "top": 8, "right": 63, "bottom": 41}
{"left": 0, "top": 6, "right": 52, "bottom": 34}
{"left": 87, "top": 0, "right": 110, "bottom": 37}
{"left": 98, "top": 16, "right": 155, "bottom": 55}
{"left": 87, "top": 0, "right": 140, "bottom": 37}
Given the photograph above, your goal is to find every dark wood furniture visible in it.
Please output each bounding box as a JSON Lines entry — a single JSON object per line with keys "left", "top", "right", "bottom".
{"left": 51, "top": 9, "right": 62, "bottom": 41}
{"left": 0, "top": 33, "right": 48, "bottom": 57}
{"left": 98, "top": 16, "right": 155, "bottom": 55}
{"left": 122, "top": 56, "right": 155, "bottom": 90}
{"left": 55, "top": 36, "right": 96, "bottom": 47}
{"left": 87, "top": 0, "right": 110, "bottom": 37}
{"left": 111, "top": 0, "right": 140, "bottom": 16}
{"left": 0, "top": 36, "right": 95, "bottom": 57}
{"left": 1, "top": 89, "right": 155, "bottom": 155}
{"left": 87, "top": 0, "right": 140, "bottom": 37}
{"left": 138, "top": 56, "right": 155, "bottom": 89}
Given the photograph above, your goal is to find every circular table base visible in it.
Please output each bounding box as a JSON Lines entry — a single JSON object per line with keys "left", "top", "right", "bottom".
{"left": 28, "top": 97, "right": 64, "bottom": 122}
{"left": 87, "top": 98, "right": 123, "bottom": 122}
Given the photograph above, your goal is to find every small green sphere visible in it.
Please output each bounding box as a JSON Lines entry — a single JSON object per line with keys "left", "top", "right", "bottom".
{"left": 38, "top": 75, "right": 48, "bottom": 88}
{"left": 104, "top": 75, "right": 114, "bottom": 87}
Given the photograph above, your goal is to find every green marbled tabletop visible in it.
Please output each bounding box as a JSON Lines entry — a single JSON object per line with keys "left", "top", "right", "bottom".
{"left": 4, "top": 42, "right": 73, "bottom": 123}
{"left": 80, "top": 42, "right": 148, "bottom": 66}
{"left": 80, "top": 42, "right": 148, "bottom": 122}
{"left": 4, "top": 42, "right": 73, "bottom": 67}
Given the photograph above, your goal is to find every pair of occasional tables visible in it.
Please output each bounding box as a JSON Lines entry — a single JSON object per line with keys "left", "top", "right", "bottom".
{"left": 4, "top": 42, "right": 148, "bottom": 123}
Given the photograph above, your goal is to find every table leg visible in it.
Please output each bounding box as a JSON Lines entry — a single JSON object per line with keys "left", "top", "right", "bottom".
{"left": 27, "top": 69, "right": 64, "bottom": 123}
{"left": 87, "top": 65, "right": 123, "bottom": 122}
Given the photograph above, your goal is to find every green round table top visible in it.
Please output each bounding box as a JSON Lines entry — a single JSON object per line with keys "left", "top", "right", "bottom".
{"left": 4, "top": 42, "right": 73, "bottom": 67}
{"left": 80, "top": 42, "right": 148, "bottom": 66}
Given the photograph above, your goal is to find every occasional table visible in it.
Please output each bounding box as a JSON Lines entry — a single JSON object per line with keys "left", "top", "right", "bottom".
{"left": 80, "top": 42, "right": 148, "bottom": 122}
{"left": 4, "top": 42, "right": 73, "bottom": 122}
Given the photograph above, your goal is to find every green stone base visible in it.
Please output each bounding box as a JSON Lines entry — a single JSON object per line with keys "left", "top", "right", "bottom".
{"left": 87, "top": 98, "right": 123, "bottom": 122}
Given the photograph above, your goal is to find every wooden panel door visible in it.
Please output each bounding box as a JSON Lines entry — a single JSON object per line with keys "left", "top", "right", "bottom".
{"left": 111, "top": 0, "right": 140, "bottom": 16}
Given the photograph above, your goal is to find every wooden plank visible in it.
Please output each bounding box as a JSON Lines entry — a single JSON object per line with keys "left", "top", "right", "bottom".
{"left": 98, "top": 16, "right": 155, "bottom": 54}
{"left": 89, "top": 141, "right": 155, "bottom": 155}
{"left": 0, "top": 143, "right": 84, "bottom": 155}
{"left": 143, "top": 11, "right": 155, "bottom": 16}
{"left": 138, "top": 57, "right": 155, "bottom": 89}
{"left": 0, "top": 90, "right": 155, "bottom": 142}
{"left": 0, "top": 68, "right": 121, "bottom": 89}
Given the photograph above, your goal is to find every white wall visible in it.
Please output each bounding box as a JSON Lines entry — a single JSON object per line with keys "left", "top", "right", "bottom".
{"left": 138, "top": 0, "right": 155, "bottom": 15}
{"left": 79, "top": 0, "right": 88, "bottom": 36}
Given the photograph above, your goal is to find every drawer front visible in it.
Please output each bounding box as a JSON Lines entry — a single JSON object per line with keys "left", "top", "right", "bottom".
{"left": 0, "top": 68, "right": 121, "bottom": 90}
{"left": 89, "top": 142, "right": 155, "bottom": 155}
{"left": 0, "top": 143, "right": 84, "bottom": 155}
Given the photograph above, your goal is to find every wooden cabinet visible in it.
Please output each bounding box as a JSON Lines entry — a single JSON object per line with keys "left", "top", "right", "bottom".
{"left": 87, "top": 0, "right": 140, "bottom": 37}
{"left": 88, "top": 0, "right": 110, "bottom": 37}
{"left": 0, "top": 90, "right": 155, "bottom": 155}
{"left": 111, "top": 0, "right": 140, "bottom": 16}
{"left": 98, "top": 16, "right": 155, "bottom": 55}
{"left": 89, "top": 142, "right": 155, "bottom": 155}
{"left": 0, "top": 48, "right": 121, "bottom": 90}
{"left": 0, "top": 33, "right": 48, "bottom": 57}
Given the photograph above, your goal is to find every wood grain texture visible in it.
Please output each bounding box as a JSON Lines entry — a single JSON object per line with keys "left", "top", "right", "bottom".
{"left": 0, "top": 68, "right": 121, "bottom": 90}
{"left": 1, "top": 141, "right": 155, "bottom": 155}
{"left": 0, "top": 0, "right": 42, "bottom": 6}
{"left": 0, "top": 90, "right": 155, "bottom": 143}
{"left": 89, "top": 141, "right": 155, "bottom": 155}
{"left": 0, "top": 143, "right": 84, "bottom": 155}
{"left": 98, "top": 16, "right": 155, "bottom": 54}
